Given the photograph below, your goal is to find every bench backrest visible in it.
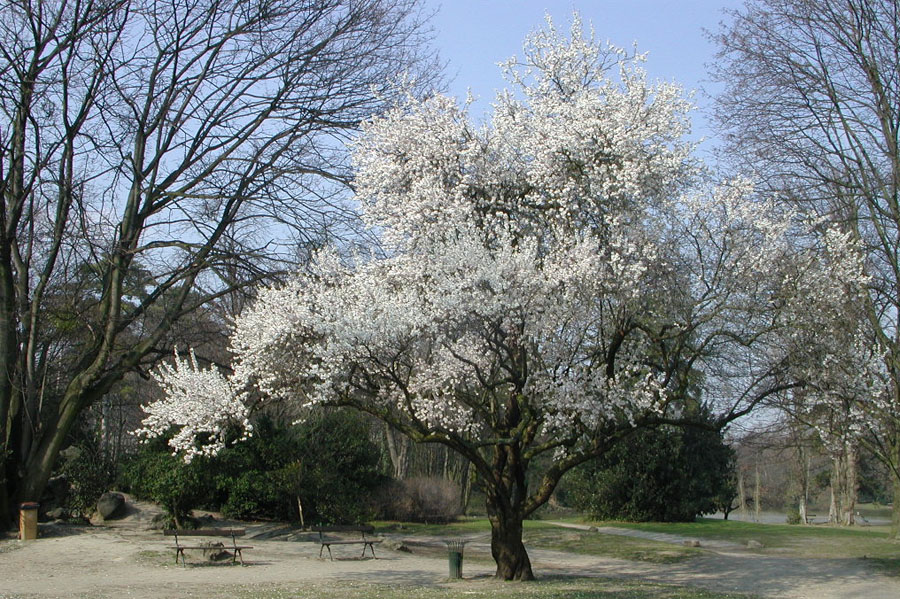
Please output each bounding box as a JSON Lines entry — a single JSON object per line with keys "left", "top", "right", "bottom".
{"left": 311, "top": 525, "right": 374, "bottom": 534}
{"left": 164, "top": 528, "right": 246, "bottom": 536}
{"left": 164, "top": 529, "right": 245, "bottom": 544}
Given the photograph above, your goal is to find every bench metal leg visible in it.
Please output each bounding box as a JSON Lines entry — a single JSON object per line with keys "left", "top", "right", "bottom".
{"left": 319, "top": 543, "right": 333, "bottom": 560}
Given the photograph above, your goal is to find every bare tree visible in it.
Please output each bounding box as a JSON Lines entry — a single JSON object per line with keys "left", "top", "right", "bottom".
{"left": 712, "top": 0, "right": 900, "bottom": 535}
{"left": 0, "top": 0, "right": 438, "bottom": 527}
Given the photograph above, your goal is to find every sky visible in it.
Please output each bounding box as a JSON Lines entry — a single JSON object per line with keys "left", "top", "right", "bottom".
{"left": 422, "top": 0, "right": 741, "bottom": 148}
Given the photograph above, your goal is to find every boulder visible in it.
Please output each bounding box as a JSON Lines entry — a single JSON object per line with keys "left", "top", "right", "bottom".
{"left": 746, "top": 539, "right": 764, "bottom": 549}
{"left": 45, "top": 507, "right": 67, "bottom": 521}
{"left": 59, "top": 446, "right": 82, "bottom": 463}
{"left": 46, "top": 475, "right": 70, "bottom": 503}
{"left": 96, "top": 492, "right": 126, "bottom": 520}
{"left": 683, "top": 539, "right": 701, "bottom": 547}
{"left": 383, "top": 539, "right": 412, "bottom": 553}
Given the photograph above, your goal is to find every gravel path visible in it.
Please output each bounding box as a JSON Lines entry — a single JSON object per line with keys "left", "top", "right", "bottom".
{"left": 0, "top": 504, "right": 897, "bottom": 599}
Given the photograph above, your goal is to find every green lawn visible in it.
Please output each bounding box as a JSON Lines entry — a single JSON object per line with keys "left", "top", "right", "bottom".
{"left": 588, "top": 518, "right": 898, "bottom": 559}
{"left": 230, "top": 578, "right": 758, "bottom": 599}
{"left": 375, "top": 520, "right": 699, "bottom": 563}
{"left": 376, "top": 516, "right": 900, "bottom": 571}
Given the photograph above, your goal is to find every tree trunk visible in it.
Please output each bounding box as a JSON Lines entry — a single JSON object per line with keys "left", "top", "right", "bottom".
{"left": 893, "top": 472, "right": 900, "bottom": 539}
{"left": 892, "top": 438, "right": 900, "bottom": 539}
{"left": 384, "top": 424, "right": 410, "bottom": 479}
{"left": 842, "top": 443, "right": 857, "bottom": 526}
{"left": 488, "top": 508, "right": 533, "bottom": 581}
{"left": 828, "top": 462, "right": 839, "bottom": 525}
{"left": 19, "top": 386, "right": 91, "bottom": 502}
{"left": 754, "top": 465, "right": 761, "bottom": 522}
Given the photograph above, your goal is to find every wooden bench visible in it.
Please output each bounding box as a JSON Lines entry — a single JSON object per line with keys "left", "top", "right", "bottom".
{"left": 312, "top": 525, "right": 381, "bottom": 560}
{"left": 164, "top": 528, "right": 252, "bottom": 566}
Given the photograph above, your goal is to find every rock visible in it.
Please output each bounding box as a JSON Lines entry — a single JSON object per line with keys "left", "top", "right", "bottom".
{"left": 384, "top": 539, "right": 412, "bottom": 553}
{"left": 683, "top": 539, "right": 701, "bottom": 547}
{"left": 45, "top": 507, "right": 67, "bottom": 521}
{"left": 148, "top": 513, "right": 172, "bottom": 530}
{"left": 746, "top": 540, "right": 764, "bottom": 549}
{"left": 47, "top": 475, "right": 70, "bottom": 503}
{"left": 59, "top": 446, "right": 82, "bottom": 463}
{"left": 201, "top": 541, "right": 231, "bottom": 561}
{"left": 96, "top": 492, "right": 126, "bottom": 520}
{"left": 588, "top": 526, "right": 598, "bottom": 532}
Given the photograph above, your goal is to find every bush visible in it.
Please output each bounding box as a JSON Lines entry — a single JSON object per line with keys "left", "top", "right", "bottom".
{"left": 378, "top": 477, "right": 462, "bottom": 522}
{"left": 123, "top": 410, "right": 389, "bottom": 525}
{"left": 286, "top": 411, "right": 389, "bottom": 524}
{"left": 120, "top": 438, "right": 212, "bottom": 528}
{"left": 567, "top": 409, "right": 735, "bottom": 522}
{"left": 57, "top": 443, "right": 117, "bottom": 517}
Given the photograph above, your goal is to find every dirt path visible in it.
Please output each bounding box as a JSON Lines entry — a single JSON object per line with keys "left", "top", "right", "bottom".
{"left": 543, "top": 520, "right": 897, "bottom": 599}
{"left": 0, "top": 507, "right": 897, "bottom": 598}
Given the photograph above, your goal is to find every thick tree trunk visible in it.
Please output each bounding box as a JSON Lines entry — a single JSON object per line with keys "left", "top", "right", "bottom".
{"left": 828, "top": 465, "right": 839, "bottom": 524}
{"left": 488, "top": 509, "right": 533, "bottom": 581}
{"left": 19, "top": 386, "right": 93, "bottom": 502}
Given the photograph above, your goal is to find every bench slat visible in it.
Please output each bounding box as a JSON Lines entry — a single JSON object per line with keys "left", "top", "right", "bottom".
{"left": 311, "top": 525, "right": 379, "bottom": 561}
{"left": 164, "top": 528, "right": 251, "bottom": 566}
{"left": 164, "top": 529, "right": 246, "bottom": 537}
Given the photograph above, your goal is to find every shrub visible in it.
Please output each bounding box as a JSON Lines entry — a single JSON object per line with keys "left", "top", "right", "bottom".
{"left": 58, "top": 443, "right": 117, "bottom": 517}
{"left": 378, "top": 477, "right": 462, "bottom": 522}
{"left": 124, "top": 410, "right": 389, "bottom": 525}
{"left": 785, "top": 507, "right": 802, "bottom": 525}
{"left": 120, "top": 437, "right": 213, "bottom": 528}
{"left": 567, "top": 408, "right": 736, "bottom": 522}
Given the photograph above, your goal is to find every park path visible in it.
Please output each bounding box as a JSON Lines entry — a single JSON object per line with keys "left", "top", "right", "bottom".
{"left": 1, "top": 512, "right": 897, "bottom": 599}
{"left": 535, "top": 520, "right": 897, "bottom": 599}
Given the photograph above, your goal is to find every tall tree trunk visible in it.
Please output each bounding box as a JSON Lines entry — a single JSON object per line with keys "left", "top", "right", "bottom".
{"left": 754, "top": 465, "right": 761, "bottom": 522}
{"left": 19, "top": 384, "right": 96, "bottom": 502}
{"left": 0, "top": 187, "right": 22, "bottom": 528}
{"left": 842, "top": 442, "right": 857, "bottom": 526}
{"left": 384, "top": 424, "right": 410, "bottom": 479}
{"left": 828, "top": 456, "right": 839, "bottom": 524}
{"left": 486, "top": 495, "right": 533, "bottom": 581}
{"left": 892, "top": 438, "right": 900, "bottom": 539}
{"left": 798, "top": 452, "right": 809, "bottom": 525}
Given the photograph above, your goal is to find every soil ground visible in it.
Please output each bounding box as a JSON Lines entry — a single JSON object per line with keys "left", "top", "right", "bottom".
{"left": 0, "top": 499, "right": 896, "bottom": 599}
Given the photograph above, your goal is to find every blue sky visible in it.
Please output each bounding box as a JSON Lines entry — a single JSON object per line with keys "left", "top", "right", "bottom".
{"left": 423, "top": 0, "right": 740, "bottom": 147}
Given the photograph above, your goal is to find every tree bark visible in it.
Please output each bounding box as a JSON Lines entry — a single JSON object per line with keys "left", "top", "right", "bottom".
{"left": 487, "top": 502, "right": 533, "bottom": 581}
{"left": 890, "top": 435, "right": 900, "bottom": 539}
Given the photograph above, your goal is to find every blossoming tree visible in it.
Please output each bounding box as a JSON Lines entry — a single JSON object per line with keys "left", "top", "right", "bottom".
{"left": 140, "top": 16, "right": 868, "bottom": 579}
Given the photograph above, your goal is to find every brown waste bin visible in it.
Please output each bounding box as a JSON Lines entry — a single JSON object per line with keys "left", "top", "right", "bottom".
{"left": 19, "top": 502, "right": 39, "bottom": 540}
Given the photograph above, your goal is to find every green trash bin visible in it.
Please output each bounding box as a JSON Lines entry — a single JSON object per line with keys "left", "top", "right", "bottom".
{"left": 446, "top": 540, "right": 466, "bottom": 579}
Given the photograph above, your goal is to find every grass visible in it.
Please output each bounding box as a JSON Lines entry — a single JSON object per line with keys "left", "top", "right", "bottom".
{"left": 378, "top": 515, "right": 900, "bottom": 573}
{"left": 375, "top": 519, "right": 699, "bottom": 563}
{"left": 522, "top": 527, "right": 699, "bottom": 563}
{"left": 228, "top": 578, "right": 759, "bottom": 599}
{"left": 587, "top": 518, "right": 900, "bottom": 559}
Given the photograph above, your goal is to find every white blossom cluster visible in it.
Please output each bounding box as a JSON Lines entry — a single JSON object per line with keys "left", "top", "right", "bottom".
{"left": 135, "top": 350, "right": 251, "bottom": 462}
